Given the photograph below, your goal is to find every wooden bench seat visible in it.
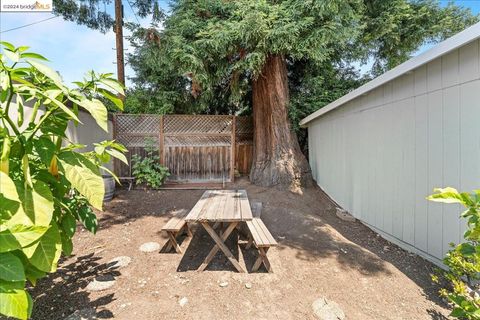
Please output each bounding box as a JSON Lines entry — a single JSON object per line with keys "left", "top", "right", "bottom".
{"left": 161, "top": 209, "right": 192, "bottom": 253}
{"left": 246, "top": 217, "right": 277, "bottom": 272}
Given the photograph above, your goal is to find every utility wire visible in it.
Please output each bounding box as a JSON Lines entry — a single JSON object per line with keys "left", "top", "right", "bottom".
{"left": 0, "top": 15, "right": 59, "bottom": 34}
{"left": 126, "top": 0, "right": 140, "bottom": 24}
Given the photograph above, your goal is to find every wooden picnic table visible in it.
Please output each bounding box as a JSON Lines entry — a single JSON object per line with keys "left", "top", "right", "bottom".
{"left": 185, "top": 189, "right": 253, "bottom": 273}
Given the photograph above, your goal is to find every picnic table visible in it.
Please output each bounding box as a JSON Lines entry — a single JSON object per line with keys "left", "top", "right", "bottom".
{"left": 185, "top": 189, "right": 253, "bottom": 273}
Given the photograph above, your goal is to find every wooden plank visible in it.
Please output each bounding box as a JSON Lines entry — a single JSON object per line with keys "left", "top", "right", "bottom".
{"left": 255, "top": 219, "right": 277, "bottom": 246}
{"left": 238, "top": 190, "right": 253, "bottom": 220}
{"left": 252, "top": 218, "right": 269, "bottom": 245}
{"left": 159, "top": 115, "right": 165, "bottom": 165}
{"left": 205, "top": 190, "right": 223, "bottom": 221}
{"left": 162, "top": 209, "right": 188, "bottom": 231}
{"left": 185, "top": 191, "right": 212, "bottom": 221}
{"left": 247, "top": 218, "right": 277, "bottom": 246}
{"left": 230, "top": 116, "right": 236, "bottom": 182}
{"left": 246, "top": 219, "right": 264, "bottom": 245}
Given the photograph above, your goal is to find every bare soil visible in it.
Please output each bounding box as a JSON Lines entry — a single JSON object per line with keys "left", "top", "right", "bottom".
{"left": 29, "top": 178, "right": 451, "bottom": 320}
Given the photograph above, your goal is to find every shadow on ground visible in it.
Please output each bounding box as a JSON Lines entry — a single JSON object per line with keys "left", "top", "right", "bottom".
{"left": 29, "top": 253, "right": 120, "bottom": 320}
{"left": 93, "top": 178, "right": 448, "bottom": 314}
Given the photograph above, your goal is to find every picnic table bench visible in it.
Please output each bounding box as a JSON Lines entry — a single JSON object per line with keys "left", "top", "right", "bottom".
{"left": 161, "top": 209, "right": 192, "bottom": 253}
{"left": 246, "top": 218, "right": 277, "bottom": 272}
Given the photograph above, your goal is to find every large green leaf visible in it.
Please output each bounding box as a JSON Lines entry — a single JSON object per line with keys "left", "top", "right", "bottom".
{"left": 0, "top": 172, "right": 21, "bottom": 222}
{"left": 0, "top": 252, "right": 25, "bottom": 282}
{"left": 76, "top": 205, "right": 98, "bottom": 234}
{"left": 5, "top": 179, "right": 54, "bottom": 229}
{"left": 24, "top": 263, "right": 45, "bottom": 286}
{"left": 0, "top": 285, "right": 32, "bottom": 320}
{"left": 26, "top": 60, "right": 63, "bottom": 86}
{"left": 58, "top": 151, "right": 104, "bottom": 210}
{"left": 106, "top": 148, "right": 128, "bottom": 165}
{"left": 22, "top": 223, "right": 62, "bottom": 273}
{"left": 99, "top": 78, "right": 125, "bottom": 95}
{"left": 0, "top": 225, "right": 48, "bottom": 252}
{"left": 74, "top": 97, "right": 108, "bottom": 132}
{"left": 33, "top": 136, "right": 56, "bottom": 166}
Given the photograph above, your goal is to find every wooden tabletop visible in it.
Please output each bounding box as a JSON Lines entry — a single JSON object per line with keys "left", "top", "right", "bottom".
{"left": 185, "top": 190, "right": 253, "bottom": 222}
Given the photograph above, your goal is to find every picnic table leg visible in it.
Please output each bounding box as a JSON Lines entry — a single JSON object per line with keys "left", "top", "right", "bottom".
{"left": 252, "top": 247, "right": 271, "bottom": 272}
{"left": 198, "top": 222, "right": 245, "bottom": 273}
{"left": 167, "top": 232, "right": 183, "bottom": 254}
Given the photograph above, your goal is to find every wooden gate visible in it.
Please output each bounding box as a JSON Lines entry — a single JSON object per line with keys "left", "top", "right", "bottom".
{"left": 113, "top": 114, "right": 253, "bottom": 184}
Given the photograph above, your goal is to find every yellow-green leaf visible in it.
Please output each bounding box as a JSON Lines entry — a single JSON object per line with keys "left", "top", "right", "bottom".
{"left": 0, "top": 252, "right": 25, "bottom": 282}
{"left": 22, "top": 223, "right": 62, "bottom": 273}
{"left": 74, "top": 98, "right": 108, "bottom": 132}
{"left": 0, "top": 286, "right": 32, "bottom": 320}
{"left": 26, "top": 60, "right": 63, "bottom": 86}
{"left": 58, "top": 151, "right": 104, "bottom": 210}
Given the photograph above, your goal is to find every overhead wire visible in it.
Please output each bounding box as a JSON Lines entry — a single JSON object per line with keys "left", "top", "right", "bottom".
{"left": 0, "top": 15, "right": 59, "bottom": 34}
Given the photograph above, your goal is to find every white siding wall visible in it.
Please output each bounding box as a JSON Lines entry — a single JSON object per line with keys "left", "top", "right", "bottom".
{"left": 308, "top": 39, "right": 480, "bottom": 264}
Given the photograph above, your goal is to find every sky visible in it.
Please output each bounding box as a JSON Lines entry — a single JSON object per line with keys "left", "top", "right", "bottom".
{"left": 1, "top": 0, "right": 480, "bottom": 88}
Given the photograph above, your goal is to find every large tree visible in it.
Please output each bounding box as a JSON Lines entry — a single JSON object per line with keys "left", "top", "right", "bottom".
{"left": 126, "top": 0, "right": 477, "bottom": 191}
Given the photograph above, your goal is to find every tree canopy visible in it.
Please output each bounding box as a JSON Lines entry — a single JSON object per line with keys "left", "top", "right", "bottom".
{"left": 125, "top": 0, "right": 478, "bottom": 117}
{"left": 52, "top": 0, "right": 163, "bottom": 33}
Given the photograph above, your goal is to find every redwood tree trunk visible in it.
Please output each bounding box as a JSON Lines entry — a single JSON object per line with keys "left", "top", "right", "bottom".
{"left": 250, "top": 54, "right": 313, "bottom": 192}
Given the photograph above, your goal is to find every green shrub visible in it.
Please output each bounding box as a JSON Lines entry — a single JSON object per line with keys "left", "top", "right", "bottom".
{"left": 0, "top": 42, "right": 127, "bottom": 319}
{"left": 131, "top": 138, "right": 170, "bottom": 188}
{"left": 428, "top": 187, "right": 480, "bottom": 320}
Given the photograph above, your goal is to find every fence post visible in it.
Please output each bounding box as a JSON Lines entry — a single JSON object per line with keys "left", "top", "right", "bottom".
{"left": 112, "top": 114, "right": 118, "bottom": 177}
{"left": 231, "top": 115, "right": 236, "bottom": 182}
{"left": 159, "top": 115, "right": 165, "bottom": 166}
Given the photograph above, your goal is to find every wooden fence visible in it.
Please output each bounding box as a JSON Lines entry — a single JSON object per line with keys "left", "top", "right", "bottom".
{"left": 113, "top": 114, "right": 253, "bottom": 183}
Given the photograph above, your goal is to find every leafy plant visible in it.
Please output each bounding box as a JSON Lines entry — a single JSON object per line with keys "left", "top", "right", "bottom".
{"left": 131, "top": 138, "right": 169, "bottom": 188}
{"left": 428, "top": 187, "right": 480, "bottom": 320}
{"left": 0, "top": 41, "right": 126, "bottom": 319}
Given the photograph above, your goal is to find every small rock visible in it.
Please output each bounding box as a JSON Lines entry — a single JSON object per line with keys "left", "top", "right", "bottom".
{"left": 219, "top": 281, "right": 229, "bottom": 288}
{"left": 245, "top": 283, "right": 252, "bottom": 289}
{"left": 383, "top": 246, "right": 390, "bottom": 252}
{"left": 108, "top": 256, "right": 132, "bottom": 269}
{"left": 178, "top": 297, "right": 188, "bottom": 307}
{"left": 86, "top": 275, "right": 116, "bottom": 292}
{"left": 120, "top": 304, "right": 127, "bottom": 308}
{"left": 139, "top": 242, "right": 160, "bottom": 252}
{"left": 335, "top": 208, "right": 356, "bottom": 222}
{"left": 64, "top": 307, "right": 96, "bottom": 320}
{"left": 312, "top": 297, "right": 345, "bottom": 320}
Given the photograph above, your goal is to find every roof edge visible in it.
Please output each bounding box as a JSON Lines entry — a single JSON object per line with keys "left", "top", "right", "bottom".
{"left": 300, "top": 21, "right": 480, "bottom": 127}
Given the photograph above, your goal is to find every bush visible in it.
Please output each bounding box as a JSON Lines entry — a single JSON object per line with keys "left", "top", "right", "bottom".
{"left": 428, "top": 187, "right": 480, "bottom": 320}
{"left": 131, "top": 138, "right": 170, "bottom": 188}
{"left": 0, "top": 42, "right": 126, "bottom": 319}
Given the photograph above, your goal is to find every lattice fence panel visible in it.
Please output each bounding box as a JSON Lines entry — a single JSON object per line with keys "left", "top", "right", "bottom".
{"left": 114, "top": 114, "right": 253, "bottom": 183}
{"left": 164, "top": 115, "right": 233, "bottom": 135}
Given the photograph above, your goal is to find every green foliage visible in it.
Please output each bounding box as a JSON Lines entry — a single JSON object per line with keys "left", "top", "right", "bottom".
{"left": 125, "top": 0, "right": 478, "bottom": 154}
{"left": 0, "top": 42, "right": 126, "bottom": 319}
{"left": 358, "top": 0, "right": 479, "bottom": 76}
{"left": 131, "top": 138, "right": 170, "bottom": 188}
{"left": 428, "top": 187, "right": 480, "bottom": 320}
{"left": 52, "top": 0, "right": 164, "bottom": 33}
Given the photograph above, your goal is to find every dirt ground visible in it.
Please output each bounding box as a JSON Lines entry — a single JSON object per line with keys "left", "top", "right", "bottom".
{"left": 28, "top": 178, "right": 451, "bottom": 320}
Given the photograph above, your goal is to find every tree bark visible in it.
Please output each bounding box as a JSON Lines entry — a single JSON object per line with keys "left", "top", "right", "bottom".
{"left": 250, "top": 54, "right": 313, "bottom": 192}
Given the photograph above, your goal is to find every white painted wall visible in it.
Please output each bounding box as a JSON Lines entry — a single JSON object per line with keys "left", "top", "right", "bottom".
{"left": 307, "top": 39, "right": 480, "bottom": 264}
